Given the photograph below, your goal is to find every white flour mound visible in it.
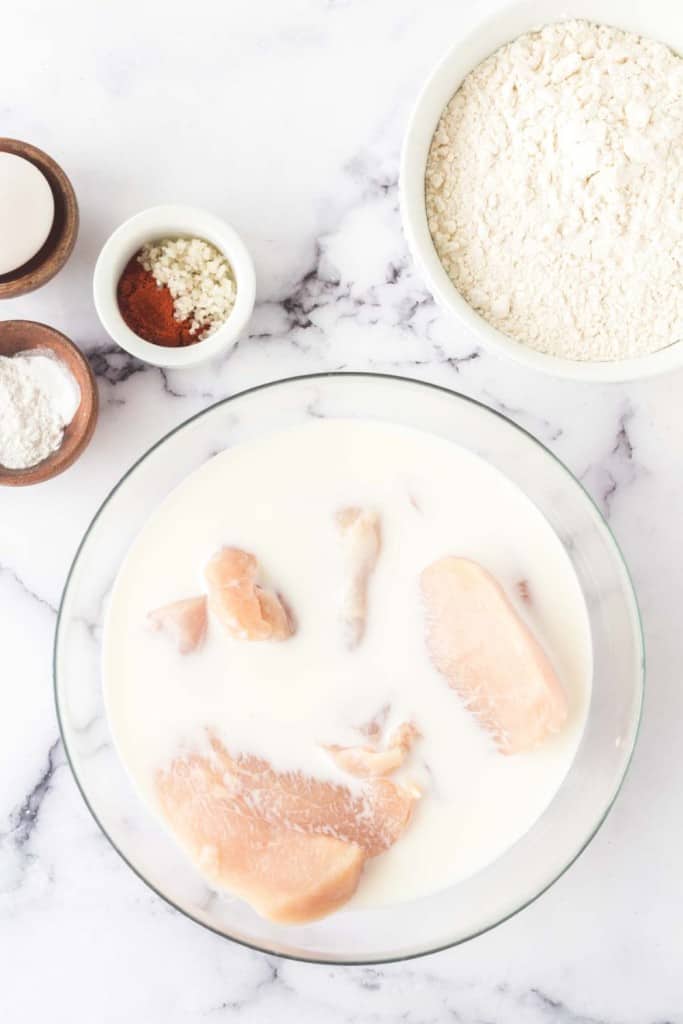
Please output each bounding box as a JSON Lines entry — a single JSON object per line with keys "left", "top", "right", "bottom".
{"left": 426, "top": 20, "right": 683, "bottom": 362}
{"left": 0, "top": 351, "right": 80, "bottom": 469}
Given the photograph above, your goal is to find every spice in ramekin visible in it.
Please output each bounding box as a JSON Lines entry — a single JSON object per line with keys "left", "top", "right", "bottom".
{"left": 117, "top": 237, "right": 236, "bottom": 348}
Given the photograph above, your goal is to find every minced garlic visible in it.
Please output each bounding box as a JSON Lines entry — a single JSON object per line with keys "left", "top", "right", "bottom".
{"left": 139, "top": 237, "right": 236, "bottom": 337}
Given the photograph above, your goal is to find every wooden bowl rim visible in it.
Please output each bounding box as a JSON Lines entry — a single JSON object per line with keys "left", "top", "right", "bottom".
{"left": 0, "top": 320, "right": 98, "bottom": 486}
{"left": 0, "top": 138, "right": 79, "bottom": 298}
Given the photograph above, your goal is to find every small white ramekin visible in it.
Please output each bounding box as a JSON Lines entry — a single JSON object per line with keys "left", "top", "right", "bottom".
{"left": 93, "top": 204, "right": 256, "bottom": 369}
{"left": 400, "top": 0, "right": 683, "bottom": 382}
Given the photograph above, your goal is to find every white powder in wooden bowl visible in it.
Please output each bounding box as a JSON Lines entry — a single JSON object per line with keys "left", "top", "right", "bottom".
{"left": 0, "top": 351, "right": 80, "bottom": 469}
{"left": 425, "top": 20, "right": 683, "bottom": 362}
{"left": 140, "top": 238, "right": 236, "bottom": 337}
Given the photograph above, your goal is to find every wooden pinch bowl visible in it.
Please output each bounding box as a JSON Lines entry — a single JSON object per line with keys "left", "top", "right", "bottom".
{"left": 0, "top": 321, "right": 98, "bottom": 486}
{"left": 0, "top": 139, "right": 79, "bottom": 298}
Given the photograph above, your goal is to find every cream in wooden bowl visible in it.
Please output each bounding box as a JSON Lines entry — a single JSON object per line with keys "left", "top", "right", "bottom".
{"left": 0, "top": 139, "right": 79, "bottom": 299}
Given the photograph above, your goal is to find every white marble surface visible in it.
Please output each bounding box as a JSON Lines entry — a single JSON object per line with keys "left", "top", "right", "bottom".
{"left": 1, "top": 0, "right": 682, "bottom": 1019}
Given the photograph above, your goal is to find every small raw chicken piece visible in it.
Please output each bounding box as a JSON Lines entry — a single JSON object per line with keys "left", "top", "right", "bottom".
{"left": 337, "top": 507, "right": 381, "bottom": 649}
{"left": 358, "top": 703, "right": 390, "bottom": 740}
{"left": 327, "top": 722, "right": 420, "bottom": 778}
{"left": 421, "top": 557, "right": 568, "bottom": 754}
{"left": 147, "top": 596, "right": 207, "bottom": 654}
{"left": 156, "top": 737, "right": 418, "bottom": 924}
{"left": 205, "top": 547, "right": 293, "bottom": 642}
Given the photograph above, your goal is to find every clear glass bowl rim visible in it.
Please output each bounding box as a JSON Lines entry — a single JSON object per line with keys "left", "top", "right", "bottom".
{"left": 53, "top": 371, "right": 645, "bottom": 965}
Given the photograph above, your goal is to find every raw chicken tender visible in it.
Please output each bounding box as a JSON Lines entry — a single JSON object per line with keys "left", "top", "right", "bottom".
{"left": 205, "top": 547, "right": 293, "bottom": 642}
{"left": 156, "top": 736, "right": 418, "bottom": 923}
{"left": 147, "top": 596, "right": 207, "bottom": 654}
{"left": 337, "top": 507, "right": 381, "bottom": 648}
{"left": 421, "top": 557, "right": 568, "bottom": 754}
{"left": 327, "top": 722, "right": 420, "bottom": 778}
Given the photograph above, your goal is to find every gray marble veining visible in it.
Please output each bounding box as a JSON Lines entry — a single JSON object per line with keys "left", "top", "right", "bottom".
{"left": 1, "top": 0, "right": 682, "bottom": 1019}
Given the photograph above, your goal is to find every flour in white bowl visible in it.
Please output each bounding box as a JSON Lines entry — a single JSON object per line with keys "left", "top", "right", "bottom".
{"left": 425, "top": 20, "right": 683, "bottom": 362}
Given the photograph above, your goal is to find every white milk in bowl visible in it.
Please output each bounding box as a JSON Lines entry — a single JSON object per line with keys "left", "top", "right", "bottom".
{"left": 103, "top": 419, "right": 592, "bottom": 918}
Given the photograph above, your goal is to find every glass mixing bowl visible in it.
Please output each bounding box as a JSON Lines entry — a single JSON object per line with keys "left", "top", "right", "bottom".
{"left": 54, "top": 374, "right": 644, "bottom": 963}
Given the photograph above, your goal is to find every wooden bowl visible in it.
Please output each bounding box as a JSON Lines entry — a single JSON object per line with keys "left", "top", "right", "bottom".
{"left": 0, "top": 139, "right": 79, "bottom": 298}
{"left": 0, "top": 321, "right": 98, "bottom": 486}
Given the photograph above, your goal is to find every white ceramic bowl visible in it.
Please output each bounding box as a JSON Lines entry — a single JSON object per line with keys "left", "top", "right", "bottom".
{"left": 93, "top": 205, "right": 256, "bottom": 369}
{"left": 400, "top": 0, "right": 683, "bottom": 382}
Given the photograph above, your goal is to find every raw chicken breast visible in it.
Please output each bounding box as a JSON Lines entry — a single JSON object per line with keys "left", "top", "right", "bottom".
{"left": 147, "top": 596, "right": 207, "bottom": 654}
{"left": 327, "top": 722, "right": 420, "bottom": 778}
{"left": 421, "top": 557, "right": 568, "bottom": 754}
{"left": 337, "top": 507, "right": 381, "bottom": 649}
{"left": 156, "top": 736, "right": 418, "bottom": 923}
{"left": 205, "top": 547, "right": 293, "bottom": 642}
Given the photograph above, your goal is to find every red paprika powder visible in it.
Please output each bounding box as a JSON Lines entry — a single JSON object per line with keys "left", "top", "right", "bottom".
{"left": 117, "top": 254, "right": 199, "bottom": 347}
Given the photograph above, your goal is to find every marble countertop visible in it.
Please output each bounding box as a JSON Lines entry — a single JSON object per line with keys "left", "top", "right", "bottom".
{"left": 1, "top": 0, "right": 681, "bottom": 1019}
